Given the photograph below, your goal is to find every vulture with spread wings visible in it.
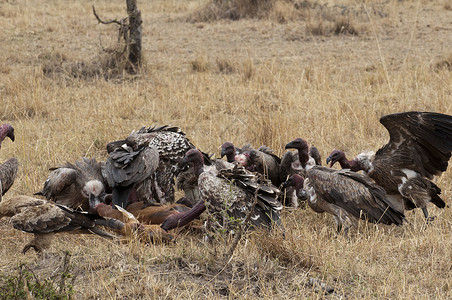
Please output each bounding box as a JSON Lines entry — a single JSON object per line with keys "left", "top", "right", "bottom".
{"left": 327, "top": 111, "right": 452, "bottom": 221}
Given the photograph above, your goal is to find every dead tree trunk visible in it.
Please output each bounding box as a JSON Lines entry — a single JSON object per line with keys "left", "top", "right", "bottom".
{"left": 126, "top": 0, "right": 142, "bottom": 73}
{"left": 93, "top": 0, "right": 142, "bottom": 75}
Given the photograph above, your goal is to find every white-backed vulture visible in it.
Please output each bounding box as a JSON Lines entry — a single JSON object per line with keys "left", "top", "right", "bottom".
{"left": 35, "top": 158, "right": 108, "bottom": 212}
{"left": 326, "top": 111, "right": 452, "bottom": 221}
{"left": 0, "top": 195, "right": 117, "bottom": 253}
{"left": 161, "top": 149, "right": 283, "bottom": 233}
{"left": 106, "top": 125, "right": 197, "bottom": 206}
{"left": 283, "top": 167, "right": 405, "bottom": 232}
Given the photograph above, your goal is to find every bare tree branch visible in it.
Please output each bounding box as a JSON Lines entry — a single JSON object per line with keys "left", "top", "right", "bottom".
{"left": 92, "top": 5, "right": 123, "bottom": 25}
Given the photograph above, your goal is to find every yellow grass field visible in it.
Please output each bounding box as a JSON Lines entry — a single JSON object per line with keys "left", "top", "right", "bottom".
{"left": 1, "top": 0, "right": 452, "bottom": 298}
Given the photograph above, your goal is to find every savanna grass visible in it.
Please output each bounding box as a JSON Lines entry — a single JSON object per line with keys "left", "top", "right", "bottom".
{"left": 0, "top": 0, "right": 451, "bottom": 298}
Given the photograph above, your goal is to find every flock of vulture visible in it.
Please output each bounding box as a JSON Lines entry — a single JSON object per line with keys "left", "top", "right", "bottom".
{"left": 0, "top": 111, "right": 451, "bottom": 254}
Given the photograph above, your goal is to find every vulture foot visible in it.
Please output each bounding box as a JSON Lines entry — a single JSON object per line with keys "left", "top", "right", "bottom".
{"left": 422, "top": 207, "right": 435, "bottom": 224}
{"left": 22, "top": 244, "right": 42, "bottom": 254}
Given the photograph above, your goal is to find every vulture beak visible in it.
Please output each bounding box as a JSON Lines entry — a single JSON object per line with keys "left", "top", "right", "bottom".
{"left": 297, "top": 190, "right": 308, "bottom": 201}
{"left": 100, "top": 193, "right": 113, "bottom": 205}
{"left": 326, "top": 156, "right": 336, "bottom": 168}
{"left": 220, "top": 148, "right": 226, "bottom": 158}
{"left": 7, "top": 130, "right": 14, "bottom": 142}
{"left": 285, "top": 141, "right": 295, "bottom": 149}
{"left": 179, "top": 156, "right": 190, "bottom": 169}
{"left": 281, "top": 181, "right": 289, "bottom": 190}
{"left": 89, "top": 192, "right": 102, "bottom": 211}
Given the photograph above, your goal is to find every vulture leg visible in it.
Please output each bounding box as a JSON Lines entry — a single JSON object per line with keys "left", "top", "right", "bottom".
{"left": 422, "top": 207, "right": 434, "bottom": 223}
{"left": 112, "top": 185, "right": 133, "bottom": 209}
{"left": 22, "top": 234, "right": 54, "bottom": 254}
{"left": 161, "top": 200, "right": 206, "bottom": 231}
{"left": 152, "top": 175, "right": 165, "bottom": 204}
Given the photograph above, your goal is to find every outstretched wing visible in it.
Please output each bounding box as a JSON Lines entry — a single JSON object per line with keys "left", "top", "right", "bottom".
{"left": 307, "top": 166, "right": 405, "bottom": 225}
{"left": 376, "top": 111, "right": 452, "bottom": 179}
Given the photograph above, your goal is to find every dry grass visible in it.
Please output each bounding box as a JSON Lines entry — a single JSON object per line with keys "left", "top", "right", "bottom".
{"left": 1, "top": 0, "right": 452, "bottom": 298}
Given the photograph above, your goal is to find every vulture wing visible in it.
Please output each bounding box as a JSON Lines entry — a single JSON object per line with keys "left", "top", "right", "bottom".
{"left": 7, "top": 196, "right": 105, "bottom": 234}
{"left": 198, "top": 166, "right": 282, "bottom": 231}
{"left": 0, "top": 158, "right": 18, "bottom": 196}
{"left": 9, "top": 198, "right": 72, "bottom": 233}
{"left": 105, "top": 144, "right": 159, "bottom": 187}
{"left": 108, "top": 125, "right": 197, "bottom": 204}
{"left": 35, "top": 158, "right": 106, "bottom": 210}
{"left": 307, "top": 166, "right": 405, "bottom": 225}
{"left": 250, "top": 146, "right": 282, "bottom": 186}
{"left": 35, "top": 168, "right": 77, "bottom": 199}
{"left": 309, "top": 146, "right": 322, "bottom": 166}
{"left": 376, "top": 111, "right": 452, "bottom": 179}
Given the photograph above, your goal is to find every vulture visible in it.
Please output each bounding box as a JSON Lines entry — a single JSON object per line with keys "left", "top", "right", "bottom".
{"left": 105, "top": 125, "right": 196, "bottom": 207}
{"left": 0, "top": 123, "right": 17, "bottom": 196}
{"left": 326, "top": 111, "right": 452, "bottom": 221}
{"left": 280, "top": 138, "right": 321, "bottom": 207}
{"left": 175, "top": 152, "right": 231, "bottom": 207}
{"left": 0, "top": 123, "right": 15, "bottom": 149}
{"left": 35, "top": 158, "right": 108, "bottom": 212}
{"left": 282, "top": 167, "right": 405, "bottom": 232}
{"left": 220, "top": 142, "right": 240, "bottom": 163}
{"left": 220, "top": 142, "right": 253, "bottom": 164}
{"left": 221, "top": 142, "right": 282, "bottom": 186}
{"left": 161, "top": 149, "right": 283, "bottom": 233}
{"left": 0, "top": 158, "right": 18, "bottom": 197}
{"left": 0, "top": 195, "right": 117, "bottom": 253}
{"left": 105, "top": 133, "right": 160, "bottom": 209}
{"left": 176, "top": 167, "right": 201, "bottom": 207}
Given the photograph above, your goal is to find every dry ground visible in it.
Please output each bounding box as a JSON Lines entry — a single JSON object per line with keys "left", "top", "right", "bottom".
{"left": 0, "top": 0, "right": 452, "bottom": 298}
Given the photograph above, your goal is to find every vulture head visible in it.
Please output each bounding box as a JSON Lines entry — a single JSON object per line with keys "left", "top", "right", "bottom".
{"left": 326, "top": 149, "right": 375, "bottom": 172}
{"left": 220, "top": 142, "right": 236, "bottom": 163}
{"left": 282, "top": 174, "right": 304, "bottom": 192}
{"left": 281, "top": 174, "right": 308, "bottom": 201}
{"left": 180, "top": 149, "right": 204, "bottom": 176}
{"left": 0, "top": 124, "right": 15, "bottom": 148}
{"left": 235, "top": 153, "right": 250, "bottom": 168}
{"left": 285, "top": 138, "right": 309, "bottom": 151}
{"left": 83, "top": 180, "right": 107, "bottom": 212}
{"left": 326, "top": 150, "right": 346, "bottom": 168}
{"left": 285, "top": 138, "right": 310, "bottom": 167}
